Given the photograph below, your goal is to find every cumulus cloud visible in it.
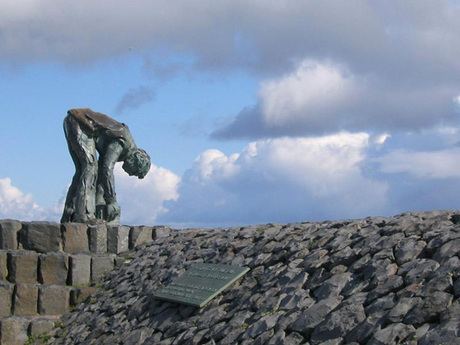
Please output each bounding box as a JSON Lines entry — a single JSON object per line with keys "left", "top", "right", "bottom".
{"left": 1, "top": 2, "right": 460, "bottom": 137}
{"left": 114, "top": 85, "right": 156, "bottom": 115}
{"left": 160, "top": 132, "right": 388, "bottom": 227}
{"left": 213, "top": 59, "right": 459, "bottom": 138}
{"left": 378, "top": 148, "right": 460, "bottom": 179}
{"left": 114, "top": 163, "right": 180, "bottom": 225}
{"left": 0, "top": 177, "right": 45, "bottom": 220}
{"left": 2, "top": 2, "right": 460, "bottom": 79}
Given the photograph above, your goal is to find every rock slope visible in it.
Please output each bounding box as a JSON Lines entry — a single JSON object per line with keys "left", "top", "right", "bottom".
{"left": 44, "top": 211, "right": 460, "bottom": 345}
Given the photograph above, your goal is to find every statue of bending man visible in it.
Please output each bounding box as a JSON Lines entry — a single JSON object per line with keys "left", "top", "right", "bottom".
{"left": 61, "top": 108, "right": 151, "bottom": 225}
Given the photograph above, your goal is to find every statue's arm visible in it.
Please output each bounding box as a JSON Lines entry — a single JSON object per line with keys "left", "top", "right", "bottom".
{"left": 98, "top": 141, "right": 124, "bottom": 204}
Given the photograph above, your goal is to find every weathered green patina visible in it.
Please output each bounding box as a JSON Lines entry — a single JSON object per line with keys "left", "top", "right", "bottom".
{"left": 61, "top": 108, "right": 151, "bottom": 226}
{"left": 154, "top": 263, "right": 250, "bottom": 308}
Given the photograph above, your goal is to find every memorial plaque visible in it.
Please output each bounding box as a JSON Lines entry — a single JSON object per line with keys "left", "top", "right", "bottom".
{"left": 154, "top": 263, "right": 250, "bottom": 308}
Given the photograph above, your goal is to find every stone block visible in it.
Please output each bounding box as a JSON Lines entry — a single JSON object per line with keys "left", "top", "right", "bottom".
{"left": 88, "top": 224, "right": 107, "bottom": 253}
{"left": 0, "top": 317, "right": 29, "bottom": 345}
{"left": 39, "top": 252, "right": 69, "bottom": 285}
{"left": 38, "top": 285, "right": 70, "bottom": 315}
{"left": 13, "top": 283, "right": 38, "bottom": 316}
{"left": 107, "top": 226, "right": 130, "bottom": 254}
{"left": 114, "top": 256, "right": 125, "bottom": 267}
{"left": 69, "top": 254, "right": 91, "bottom": 285}
{"left": 7, "top": 251, "right": 38, "bottom": 283}
{"left": 153, "top": 226, "right": 170, "bottom": 239}
{"left": 0, "top": 281, "right": 14, "bottom": 317}
{"left": 0, "top": 219, "right": 21, "bottom": 250}
{"left": 21, "top": 221, "right": 62, "bottom": 253}
{"left": 70, "top": 286, "right": 98, "bottom": 305}
{"left": 29, "top": 318, "right": 56, "bottom": 337}
{"left": 91, "top": 255, "right": 114, "bottom": 283}
{"left": 0, "top": 250, "right": 7, "bottom": 280}
{"left": 129, "top": 226, "right": 153, "bottom": 249}
{"left": 62, "top": 222, "right": 89, "bottom": 253}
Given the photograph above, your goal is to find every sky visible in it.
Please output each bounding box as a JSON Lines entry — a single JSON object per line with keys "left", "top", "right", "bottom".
{"left": 2, "top": 1, "right": 460, "bottom": 228}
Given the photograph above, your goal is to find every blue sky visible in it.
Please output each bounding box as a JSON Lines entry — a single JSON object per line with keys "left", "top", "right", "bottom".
{"left": 2, "top": 1, "right": 460, "bottom": 227}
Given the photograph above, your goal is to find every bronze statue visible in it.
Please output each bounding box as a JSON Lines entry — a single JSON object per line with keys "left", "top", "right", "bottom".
{"left": 61, "top": 108, "right": 151, "bottom": 225}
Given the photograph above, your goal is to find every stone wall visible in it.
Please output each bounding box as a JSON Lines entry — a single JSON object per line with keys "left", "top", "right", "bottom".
{"left": 0, "top": 220, "right": 169, "bottom": 345}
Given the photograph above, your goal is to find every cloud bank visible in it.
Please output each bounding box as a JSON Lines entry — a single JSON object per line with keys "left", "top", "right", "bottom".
{"left": 160, "top": 133, "right": 389, "bottom": 227}
{"left": 212, "top": 59, "right": 459, "bottom": 139}
{"left": 114, "top": 164, "right": 180, "bottom": 225}
{"left": 0, "top": 178, "right": 45, "bottom": 220}
{"left": 3, "top": 2, "right": 460, "bottom": 226}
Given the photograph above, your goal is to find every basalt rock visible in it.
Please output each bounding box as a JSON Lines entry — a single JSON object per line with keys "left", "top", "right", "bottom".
{"left": 40, "top": 211, "right": 460, "bottom": 344}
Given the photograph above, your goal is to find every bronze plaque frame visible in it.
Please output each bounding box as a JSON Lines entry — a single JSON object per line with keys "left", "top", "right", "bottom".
{"left": 154, "top": 263, "right": 250, "bottom": 308}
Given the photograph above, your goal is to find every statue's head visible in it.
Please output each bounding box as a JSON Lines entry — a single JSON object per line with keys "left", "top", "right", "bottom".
{"left": 122, "top": 148, "right": 151, "bottom": 179}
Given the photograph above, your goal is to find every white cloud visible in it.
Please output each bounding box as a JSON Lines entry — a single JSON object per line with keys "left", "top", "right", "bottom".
{"left": 161, "top": 132, "right": 388, "bottom": 227}
{"left": 0, "top": 177, "right": 45, "bottom": 220}
{"left": 378, "top": 148, "right": 460, "bottom": 179}
{"left": 259, "top": 60, "right": 359, "bottom": 129}
{"left": 2, "top": 1, "right": 460, "bottom": 138}
{"left": 114, "top": 163, "right": 180, "bottom": 225}
{"left": 0, "top": 165, "right": 180, "bottom": 225}
{"left": 213, "top": 56, "right": 458, "bottom": 138}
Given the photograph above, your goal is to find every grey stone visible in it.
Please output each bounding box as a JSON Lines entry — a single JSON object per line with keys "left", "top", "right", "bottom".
{"left": 69, "top": 254, "right": 91, "bottom": 285}
{"left": 107, "top": 226, "right": 130, "bottom": 254}
{"left": 22, "top": 221, "right": 62, "bottom": 253}
{"left": 290, "top": 296, "right": 343, "bottom": 335}
{"left": 13, "top": 283, "right": 38, "bottom": 316}
{"left": 0, "top": 281, "right": 14, "bottom": 317}
{"left": 418, "top": 274, "right": 452, "bottom": 296}
{"left": 317, "top": 338, "right": 343, "bottom": 345}
{"left": 366, "top": 275, "right": 403, "bottom": 303}
{"left": 310, "top": 304, "right": 366, "bottom": 344}
{"left": 341, "top": 274, "right": 369, "bottom": 297}
{"left": 0, "top": 317, "right": 29, "bottom": 345}
{"left": 454, "top": 275, "right": 460, "bottom": 297}
{"left": 70, "top": 286, "right": 98, "bottom": 305}
{"left": 404, "top": 291, "right": 453, "bottom": 326}
{"left": 394, "top": 238, "right": 426, "bottom": 265}
{"left": 365, "top": 293, "right": 395, "bottom": 315}
{"left": 428, "top": 256, "right": 460, "bottom": 280}
{"left": 7, "top": 251, "right": 38, "bottom": 283}
{"left": 154, "top": 226, "right": 170, "bottom": 239}
{"left": 91, "top": 255, "right": 114, "bottom": 283}
{"left": 129, "top": 226, "right": 153, "bottom": 249}
{"left": 433, "top": 238, "right": 460, "bottom": 263}
{"left": 279, "top": 290, "right": 314, "bottom": 310}
{"left": 39, "top": 252, "right": 69, "bottom": 285}
{"left": 29, "top": 318, "right": 56, "bottom": 337}
{"left": 33, "top": 211, "right": 460, "bottom": 345}
{"left": 244, "top": 312, "right": 280, "bottom": 338}
{"left": 345, "top": 315, "right": 383, "bottom": 344}
{"left": 61, "top": 222, "right": 89, "bottom": 253}
{"left": 0, "top": 250, "right": 7, "bottom": 280}
{"left": 419, "top": 319, "right": 460, "bottom": 345}
{"left": 266, "top": 330, "right": 286, "bottom": 345}
{"left": 387, "top": 297, "right": 421, "bottom": 323}
{"left": 367, "top": 323, "right": 416, "bottom": 345}
{"left": 313, "top": 273, "right": 352, "bottom": 300}
{"left": 88, "top": 224, "right": 107, "bottom": 253}
{"left": 283, "top": 331, "right": 305, "bottom": 345}
{"left": 440, "top": 299, "right": 460, "bottom": 322}
{"left": 0, "top": 219, "right": 21, "bottom": 249}
{"left": 39, "top": 285, "right": 70, "bottom": 315}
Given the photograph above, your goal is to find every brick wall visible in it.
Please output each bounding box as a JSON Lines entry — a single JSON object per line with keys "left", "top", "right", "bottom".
{"left": 0, "top": 220, "right": 169, "bottom": 345}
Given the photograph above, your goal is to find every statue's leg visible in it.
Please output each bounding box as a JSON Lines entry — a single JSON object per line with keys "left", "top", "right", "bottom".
{"left": 62, "top": 116, "right": 98, "bottom": 223}
{"left": 61, "top": 117, "right": 81, "bottom": 222}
